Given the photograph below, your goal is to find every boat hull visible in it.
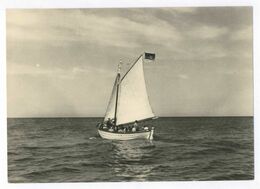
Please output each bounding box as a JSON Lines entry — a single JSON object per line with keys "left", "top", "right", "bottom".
{"left": 98, "top": 128, "right": 154, "bottom": 140}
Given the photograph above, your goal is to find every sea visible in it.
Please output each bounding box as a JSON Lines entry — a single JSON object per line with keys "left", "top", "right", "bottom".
{"left": 7, "top": 117, "right": 254, "bottom": 182}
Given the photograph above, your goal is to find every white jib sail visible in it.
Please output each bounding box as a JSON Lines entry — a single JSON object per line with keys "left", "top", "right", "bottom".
{"left": 116, "top": 56, "right": 154, "bottom": 125}
{"left": 104, "top": 75, "right": 119, "bottom": 122}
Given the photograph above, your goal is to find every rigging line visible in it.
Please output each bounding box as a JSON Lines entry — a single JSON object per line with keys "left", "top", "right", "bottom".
{"left": 120, "top": 53, "right": 143, "bottom": 82}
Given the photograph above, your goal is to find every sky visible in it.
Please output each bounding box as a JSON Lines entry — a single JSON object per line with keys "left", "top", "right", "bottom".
{"left": 6, "top": 7, "right": 253, "bottom": 117}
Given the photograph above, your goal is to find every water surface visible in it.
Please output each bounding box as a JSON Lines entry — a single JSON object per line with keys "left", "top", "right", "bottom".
{"left": 8, "top": 117, "right": 254, "bottom": 182}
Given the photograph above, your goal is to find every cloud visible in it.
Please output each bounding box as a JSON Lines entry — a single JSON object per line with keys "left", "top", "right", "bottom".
{"left": 72, "top": 66, "right": 114, "bottom": 77}
{"left": 178, "top": 74, "right": 189, "bottom": 80}
{"left": 230, "top": 26, "right": 252, "bottom": 41}
{"left": 173, "top": 7, "right": 197, "bottom": 14}
{"left": 7, "top": 9, "right": 182, "bottom": 49}
{"left": 8, "top": 63, "right": 114, "bottom": 80}
{"left": 187, "top": 25, "right": 228, "bottom": 39}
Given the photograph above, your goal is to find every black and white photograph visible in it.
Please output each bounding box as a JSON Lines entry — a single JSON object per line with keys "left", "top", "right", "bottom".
{"left": 4, "top": 5, "right": 254, "bottom": 184}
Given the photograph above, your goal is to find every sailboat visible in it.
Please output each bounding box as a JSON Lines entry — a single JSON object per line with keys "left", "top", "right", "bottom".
{"left": 97, "top": 52, "right": 156, "bottom": 140}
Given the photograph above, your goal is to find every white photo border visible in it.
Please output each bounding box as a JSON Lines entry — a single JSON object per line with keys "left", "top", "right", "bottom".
{"left": 0, "top": 1, "right": 259, "bottom": 189}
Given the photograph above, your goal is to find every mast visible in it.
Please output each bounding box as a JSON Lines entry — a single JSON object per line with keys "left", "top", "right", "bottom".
{"left": 114, "top": 61, "right": 122, "bottom": 125}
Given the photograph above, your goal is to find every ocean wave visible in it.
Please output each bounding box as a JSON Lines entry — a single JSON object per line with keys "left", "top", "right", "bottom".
{"left": 8, "top": 151, "right": 19, "bottom": 156}
{"left": 208, "top": 173, "right": 254, "bottom": 180}
{"left": 14, "top": 157, "right": 35, "bottom": 163}
{"left": 20, "top": 142, "right": 90, "bottom": 150}
{"left": 24, "top": 167, "right": 81, "bottom": 178}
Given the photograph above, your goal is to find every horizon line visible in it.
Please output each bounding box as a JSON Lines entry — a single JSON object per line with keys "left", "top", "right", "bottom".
{"left": 7, "top": 115, "right": 254, "bottom": 119}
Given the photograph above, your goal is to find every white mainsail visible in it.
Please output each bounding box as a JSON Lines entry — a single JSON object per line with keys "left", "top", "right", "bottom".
{"left": 104, "top": 75, "right": 119, "bottom": 122}
{"left": 116, "top": 56, "right": 154, "bottom": 125}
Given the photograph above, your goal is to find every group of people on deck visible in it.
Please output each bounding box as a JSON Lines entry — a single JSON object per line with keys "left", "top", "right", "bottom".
{"left": 98, "top": 118, "right": 149, "bottom": 133}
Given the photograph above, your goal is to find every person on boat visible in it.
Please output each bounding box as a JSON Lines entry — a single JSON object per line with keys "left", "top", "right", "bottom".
{"left": 118, "top": 127, "right": 124, "bottom": 133}
{"left": 107, "top": 118, "right": 113, "bottom": 128}
{"left": 108, "top": 126, "right": 114, "bottom": 132}
{"left": 133, "top": 120, "right": 139, "bottom": 131}
{"left": 111, "top": 118, "right": 115, "bottom": 125}
{"left": 134, "top": 120, "right": 138, "bottom": 127}
{"left": 102, "top": 122, "right": 107, "bottom": 130}
{"left": 97, "top": 123, "right": 102, "bottom": 129}
{"left": 144, "top": 126, "right": 149, "bottom": 131}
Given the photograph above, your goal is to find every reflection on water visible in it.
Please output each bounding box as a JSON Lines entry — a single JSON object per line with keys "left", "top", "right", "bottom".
{"left": 111, "top": 140, "right": 156, "bottom": 181}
